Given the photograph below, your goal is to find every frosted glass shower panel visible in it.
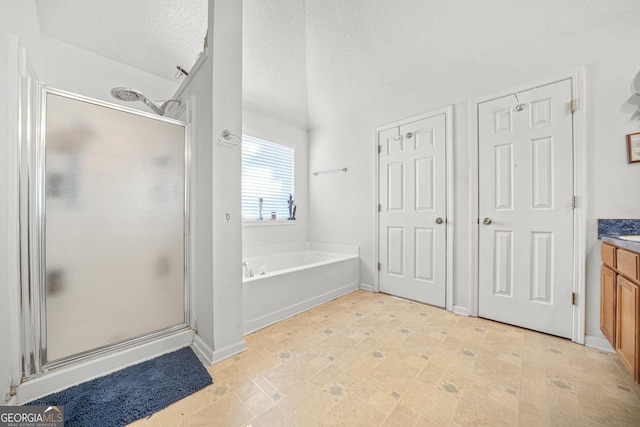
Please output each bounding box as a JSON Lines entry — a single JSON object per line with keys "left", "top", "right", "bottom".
{"left": 44, "top": 93, "right": 186, "bottom": 362}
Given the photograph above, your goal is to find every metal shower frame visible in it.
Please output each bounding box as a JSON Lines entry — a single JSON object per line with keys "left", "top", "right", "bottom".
{"left": 19, "top": 84, "right": 192, "bottom": 379}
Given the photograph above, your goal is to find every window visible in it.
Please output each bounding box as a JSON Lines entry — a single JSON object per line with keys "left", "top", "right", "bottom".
{"left": 241, "top": 135, "right": 294, "bottom": 221}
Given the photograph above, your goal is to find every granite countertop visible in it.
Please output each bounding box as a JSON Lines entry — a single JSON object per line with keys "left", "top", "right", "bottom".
{"left": 600, "top": 235, "right": 640, "bottom": 253}
{"left": 598, "top": 219, "right": 640, "bottom": 253}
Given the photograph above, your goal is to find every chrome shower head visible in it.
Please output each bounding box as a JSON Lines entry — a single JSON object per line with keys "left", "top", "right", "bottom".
{"left": 110, "top": 87, "right": 181, "bottom": 116}
{"left": 110, "top": 87, "right": 144, "bottom": 102}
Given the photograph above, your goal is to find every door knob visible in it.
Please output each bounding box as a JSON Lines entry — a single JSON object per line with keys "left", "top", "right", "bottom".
{"left": 482, "top": 217, "right": 492, "bottom": 225}
{"left": 435, "top": 217, "right": 444, "bottom": 224}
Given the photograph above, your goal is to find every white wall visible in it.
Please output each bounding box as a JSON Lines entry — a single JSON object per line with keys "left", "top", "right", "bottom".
{"left": 309, "top": 10, "right": 640, "bottom": 342}
{"left": 209, "top": 0, "right": 245, "bottom": 360}
{"left": 170, "top": 52, "right": 216, "bottom": 359}
{"left": 39, "top": 36, "right": 179, "bottom": 110}
{"left": 242, "top": 108, "right": 309, "bottom": 249}
{"left": 163, "top": 10, "right": 246, "bottom": 360}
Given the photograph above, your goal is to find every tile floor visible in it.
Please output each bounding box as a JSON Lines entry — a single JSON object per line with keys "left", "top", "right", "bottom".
{"left": 129, "top": 290, "right": 640, "bottom": 426}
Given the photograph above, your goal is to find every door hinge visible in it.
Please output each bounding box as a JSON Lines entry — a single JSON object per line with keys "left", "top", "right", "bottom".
{"left": 378, "top": 145, "right": 381, "bottom": 154}
{"left": 572, "top": 292, "right": 576, "bottom": 305}
{"left": 378, "top": 204, "right": 381, "bottom": 212}
{"left": 571, "top": 99, "right": 576, "bottom": 114}
{"left": 571, "top": 195, "right": 577, "bottom": 209}
{"left": 378, "top": 262, "right": 381, "bottom": 271}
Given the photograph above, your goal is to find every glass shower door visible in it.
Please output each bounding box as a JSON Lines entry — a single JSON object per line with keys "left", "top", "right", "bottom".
{"left": 42, "top": 90, "right": 187, "bottom": 363}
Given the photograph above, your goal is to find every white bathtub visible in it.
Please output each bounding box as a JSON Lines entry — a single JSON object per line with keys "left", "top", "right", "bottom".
{"left": 242, "top": 242, "right": 359, "bottom": 334}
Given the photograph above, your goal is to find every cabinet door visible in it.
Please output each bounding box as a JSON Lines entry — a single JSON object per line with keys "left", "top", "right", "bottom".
{"left": 616, "top": 275, "right": 639, "bottom": 380}
{"left": 601, "top": 266, "right": 617, "bottom": 346}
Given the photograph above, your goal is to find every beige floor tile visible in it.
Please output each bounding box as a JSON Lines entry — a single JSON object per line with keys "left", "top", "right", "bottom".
{"left": 414, "top": 414, "right": 452, "bottom": 427}
{"left": 125, "top": 290, "right": 640, "bottom": 427}
{"left": 519, "top": 376, "right": 548, "bottom": 408}
{"left": 548, "top": 392, "right": 586, "bottom": 427}
{"left": 320, "top": 393, "right": 387, "bottom": 427}
{"left": 152, "top": 388, "right": 214, "bottom": 426}
{"left": 310, "top": 363, "right": 344, "bottom": 386}
{"left": 275, "top": 382, "right": 336, "bottom": 426}
{"left": 206, "top": 365, "right": 261, "bottom": 403}
{"left": 577, "top": 387, "right": 640, "bottom": 426}
{"left": 180, "top": 391, "right": 253, "bottom": 427}
{"left": 333, "top": 372, "right": 398, "bottom": 414}
{"left": 263, "top": 358, "right": 321, "bottom": 395}
{"left": 370, "top": 357, "right": 421, "bottom": 394}
{"left": 381, "top": 404, "right": 419, "bottom": 427}
{"left": 471, "top": 354, "right": 521, "bottom": 391}
{"left": 251, "top": 374, "right": 282, "bottom": 401}
{"left": 417, "top": 362, "right": 446, "bottom": 385}
{"left": 338, "top": 351, "right": 383, "bottom": 380}
{"left": 244, "top": 390, "right": 275, "bottom": 417}
{"left": 517, "top": 401, "right": 550, "bottom": 427}
{"left": 246, "top": 405, "right": 295, "bottom": 427}
{"left": 400, "top": 378, "right": 459, "bottom": 424}
{"left": 452, "top": 390, "right": 516, "bottom": 427}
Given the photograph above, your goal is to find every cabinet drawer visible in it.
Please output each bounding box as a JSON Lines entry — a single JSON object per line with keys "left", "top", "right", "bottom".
{"left": 618, "top": 249, "right": 640, "bottom": 282}
{"left": 602, "top": 243, "right": 616, "bottom": 268}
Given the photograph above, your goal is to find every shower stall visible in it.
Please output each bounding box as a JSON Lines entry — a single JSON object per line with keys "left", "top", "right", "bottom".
{"left": 20, "top": 86, "right": 190, "bottom": 377}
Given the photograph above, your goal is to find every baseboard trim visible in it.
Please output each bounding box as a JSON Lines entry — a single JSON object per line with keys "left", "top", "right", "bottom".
{"left": 243, "top": 282, "right": 358, "bottom": 335}
{"left": 585, "top": 335, "right": 615, "bottom": 353}
{"left": 359, "top": 283, "right": 374, "bottom": 292}
{"left": 212, "top": 340, "right": 247, "bottom": 364}
{"left": 453, "top": 305, "right": 470, "bottom": 316}
{"left": 192, "top": 334, "right": 215, "bottom": 366}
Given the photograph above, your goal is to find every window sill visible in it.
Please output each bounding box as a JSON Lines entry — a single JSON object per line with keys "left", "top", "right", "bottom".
{"left": 242, "top": 220, "right": 297, "bottom": 227}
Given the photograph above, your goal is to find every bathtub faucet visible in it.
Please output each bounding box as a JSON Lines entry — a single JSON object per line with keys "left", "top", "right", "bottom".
{"left": 243, "top": 261, "right": 254, "bottom": 278}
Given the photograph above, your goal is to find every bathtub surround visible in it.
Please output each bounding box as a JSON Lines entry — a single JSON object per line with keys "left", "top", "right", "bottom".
{"left": 242, "top": 242, "right": 359, "bottom": 334}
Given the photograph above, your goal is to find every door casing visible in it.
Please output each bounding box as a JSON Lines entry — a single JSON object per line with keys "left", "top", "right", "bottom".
{"left": 373, "top": 105, "right": 454, "bottom": 311}
{"left": 469, "top": 69, "right": 586, "bottom": 343}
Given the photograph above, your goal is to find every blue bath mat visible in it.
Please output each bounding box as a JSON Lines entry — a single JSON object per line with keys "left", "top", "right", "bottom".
{"left": 26, "top": 346, "right": 212, "bottom": 427}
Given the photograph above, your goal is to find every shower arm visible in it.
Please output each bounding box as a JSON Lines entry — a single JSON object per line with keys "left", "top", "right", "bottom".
{"left": 142, "top": 98, "right": 181, "bottom": 116}
{"left": 159, "top": 99, "right": 182, "bottom": 108}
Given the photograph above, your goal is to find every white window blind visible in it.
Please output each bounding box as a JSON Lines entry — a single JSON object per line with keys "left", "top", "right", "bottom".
{"left": 242, "top": 135, "right": 294, "bottom": 220}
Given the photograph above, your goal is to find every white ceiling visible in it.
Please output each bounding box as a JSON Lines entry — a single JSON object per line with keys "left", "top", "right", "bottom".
{"left": 35, "top": 0, "right": 208, "bottom": 82}
{"left": 35, "top": 1, "right": 640, "bottom": 129}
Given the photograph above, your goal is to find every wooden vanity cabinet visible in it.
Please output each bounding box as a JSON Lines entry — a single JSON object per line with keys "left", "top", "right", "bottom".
{"left": 601, "top": 241, "right": 640, "bottom": 382}
{"left": 600, "top": 265, "right": 617, "bottom": 345}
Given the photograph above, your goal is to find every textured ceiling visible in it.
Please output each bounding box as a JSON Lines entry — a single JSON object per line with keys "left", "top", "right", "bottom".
{"left": 243, "top": 0, "right": 309, "bottom": 128}
{"left": 35, "top": 1, "right": 640, "bottom": 129}
{"left": 35, "top": 0, "right": 207, "bottom": 82}
{"left": 303, "top": 0, "right": 640, "bottom": 127}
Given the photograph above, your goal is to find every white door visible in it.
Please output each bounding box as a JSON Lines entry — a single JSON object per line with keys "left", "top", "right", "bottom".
{"left": 379, "top": 113, "right": 447, "bottom": 307}
{"left": 478, "top": 79, "right": 574, "bottom": 338}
